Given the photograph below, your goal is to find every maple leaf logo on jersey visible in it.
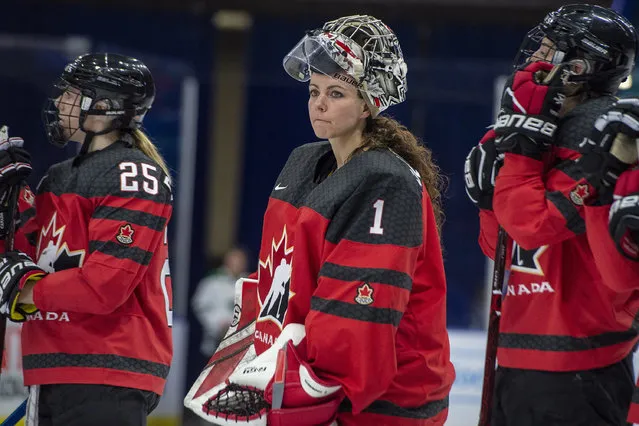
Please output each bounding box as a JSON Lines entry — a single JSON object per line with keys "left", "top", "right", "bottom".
{"left": 257, "top": 226, "right": 294, "bottom": 328}
{"left": 37, "top": 212, "right": 85, "bottom": 273}
{"left": 511, "top": 243, "right": 548, "bottom": 276}
{"left": 569, "top": 184, "right": 590, "bottom": 206}
{"left": 355, "top": 283, "right": 374, "bottom": 305}
{"left": 116, "top": 224, "right": 134, "bottom": 245}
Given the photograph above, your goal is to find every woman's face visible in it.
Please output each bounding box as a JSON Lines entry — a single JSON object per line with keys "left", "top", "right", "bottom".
{"left": 308, "top": 72, "right": 370, "bottom": 140}
{"left": 529, "top": 37, "right": 557, "bottom": 63}
{"left": 54, "top": 87, "right": 113, "bottom": 142}
{"left": 54, "top": 86, "right": 82, "bottom": 140}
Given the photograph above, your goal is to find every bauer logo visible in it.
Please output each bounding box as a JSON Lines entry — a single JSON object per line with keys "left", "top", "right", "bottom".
{"left": 494, "top": 114, "right": 557, "bottom": 138}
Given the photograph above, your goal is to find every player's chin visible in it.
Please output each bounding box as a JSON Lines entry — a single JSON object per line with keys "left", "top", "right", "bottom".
{"left": 311, "top": 124, "right": 333, "bottom": 139}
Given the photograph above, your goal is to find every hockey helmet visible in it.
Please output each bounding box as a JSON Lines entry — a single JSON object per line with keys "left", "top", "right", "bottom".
{"left": 515, "top": 4, "right": 638, "bottom": 94}
{"left": 43, "top": 53, "right": 155, "bottom": 148}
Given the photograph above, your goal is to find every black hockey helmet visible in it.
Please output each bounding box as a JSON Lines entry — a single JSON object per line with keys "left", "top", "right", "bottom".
{"left": 514, "top": 4, "right": 638, "bottom": 95}
{"left": 43, "top": 53, "right": 155, "bottom": 149}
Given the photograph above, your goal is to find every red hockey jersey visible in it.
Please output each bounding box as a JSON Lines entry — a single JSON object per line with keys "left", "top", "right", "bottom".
{"left": 584, "top": 203, "right": 639, "bottom": 423}
{"left": 481, "top": 96, "right": 638, "bottom": 372}
{"left": 14, "top": 141, "right": 173, "bottom": 395}
{"left": 253, "top": 142, "right": 454, "bottom": 425}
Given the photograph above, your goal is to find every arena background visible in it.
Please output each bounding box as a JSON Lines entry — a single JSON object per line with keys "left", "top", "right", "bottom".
{"left": 0, "top": 0, "right": 634, "bottom": 425}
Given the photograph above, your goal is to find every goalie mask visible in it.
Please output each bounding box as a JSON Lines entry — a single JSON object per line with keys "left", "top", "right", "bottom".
{"left": 283, "top": 15, "right": 408, "bottom": 117}
{"left": 42, "top": 53, "right": 155, "bottom": 152}
{"left": 514, "top": 4, "right": 638, "bottom": 95}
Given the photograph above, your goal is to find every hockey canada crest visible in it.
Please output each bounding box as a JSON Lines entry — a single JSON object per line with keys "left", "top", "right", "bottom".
{"left": 511, "top": 243, "right": 548, "bottom": 276}
{"left": 37, "top": 212, "right": 85, "bottom": 273}
{"left": 569, "top": 184, "right": 590, "bottom": 206}
{"left": 355, "top": 283, "right": 374, "bottom": 305}
{"left": 116, "top": 224, "right": 135, "bottom": 245}
{"left": 257, "top": 226, "right": 294, "bottom": 328}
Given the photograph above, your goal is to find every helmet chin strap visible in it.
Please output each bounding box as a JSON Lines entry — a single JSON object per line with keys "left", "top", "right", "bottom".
{"left": 77, "top": 111, "right": 120, "bottom": 155}
{"left": 79, "top": 130, "right": 96, "bottom": 155}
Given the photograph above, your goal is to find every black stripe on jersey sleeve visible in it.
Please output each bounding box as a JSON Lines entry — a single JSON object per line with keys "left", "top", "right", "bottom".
{"left": 339, "top": 396, "right": 449, "bottom": 419}
{"left": 545, "top": 191, "right": 586, "bottom": 234}
{"left": 499, "top": 329, "right": 636, "bottom": 351}
{"left": 632, "top": 387, "right": 639, "bottom": 405}
{"left": 311, "top": 296, "right": 403, "bottom": 326}
{"left": 325, "top": 186, "right": 423, "bottom": 247}
{"left": 92, "top": 206, "right": 167, "bottom": 231}
{"left": 89, "top": 240, "right": 154, "bottom": 265}
{"left": 319, "top": 262, "right": 412, "bottom": 291}
{"left": 23, "top": 353, "right": 169, "bottom": 378}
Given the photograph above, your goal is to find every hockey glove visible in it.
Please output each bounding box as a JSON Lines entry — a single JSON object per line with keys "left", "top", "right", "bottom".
{"left": 464, "top": 129, "right": 503, "bottom": 210}
{"left": 0, "top": 126, "right": 32, "bottom": 189}
{"left": 577, "top": 99, "right": 639, "bottom": 205}
{"left": 494, "top": 61, "right": 567, "bottom": 159}
{"left": 0, "top": 251, "right": 44, "bottom": 322}
{"left": 608, "top": 170, "right": 639, "bottom": 261}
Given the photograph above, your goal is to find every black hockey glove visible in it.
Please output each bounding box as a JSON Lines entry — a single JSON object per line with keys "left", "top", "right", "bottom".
{"left": 0, "top": 251, "right": 44, "bottom": 322}
{"left": 0, "top": 125, "right": 32, "bottom": 189}
{"left": 464, "top": 130, "right": 503, "bottom": 211}
{"left": 577, "top": 98, "right": 639, "bottom": 205}
{"left": 0, "top": 146, "right": 31, "bottom": 189}
{"left": 0, "top": 126, "right": 33, "bottom": 240}
{"left": 494, "top": 61, "right": 567, "bottom": 159}
{"left": 608, "top": 170, "right": 639, "bottom": 261}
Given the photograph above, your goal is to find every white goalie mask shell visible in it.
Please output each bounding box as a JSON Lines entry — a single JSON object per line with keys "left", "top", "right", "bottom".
{"left": 283, "top": 14, "right": 408, "bottom": 117}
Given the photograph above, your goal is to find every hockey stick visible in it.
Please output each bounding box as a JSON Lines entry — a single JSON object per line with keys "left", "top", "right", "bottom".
{"left": 478, "top": 226, "right": 508, "bottom": 426}
{"left": 0, "top": 184, "right": 27, "bottom": 426}
{"left": 0, "top": 184, "right": 24, "bottom": 379}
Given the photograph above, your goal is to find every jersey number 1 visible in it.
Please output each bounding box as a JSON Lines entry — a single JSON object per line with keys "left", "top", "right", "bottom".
{"left": 370, "top": 199, "right": 384, "bottom": 235}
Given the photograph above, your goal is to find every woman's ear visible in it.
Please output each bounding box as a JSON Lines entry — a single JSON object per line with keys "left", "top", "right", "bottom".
{"left": 94, "top": 100, "right": 109, "bottom": 111}
{"left": 361, "top": 102, "right": 371, "bottom": 119}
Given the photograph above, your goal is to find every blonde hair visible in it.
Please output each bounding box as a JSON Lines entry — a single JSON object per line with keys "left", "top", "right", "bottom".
{"left": 131, "top": 129, "right": 170, "bottom": 177}
{"left": 350, "top": 116, "right": 446, "bottom": 233}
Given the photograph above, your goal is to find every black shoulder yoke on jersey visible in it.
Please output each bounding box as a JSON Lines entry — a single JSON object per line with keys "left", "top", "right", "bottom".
{"left": 273, "top": 141, "right": 424, "bottom": 248}
{"left": 556, "top": 95, "right": 616, "bottom": 152}
{"left": 38, "top": 140, "right": 171, "bottom": 202}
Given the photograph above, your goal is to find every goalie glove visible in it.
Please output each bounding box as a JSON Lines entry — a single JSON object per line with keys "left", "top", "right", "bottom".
{"left": 205, "top": 324, "right": 343, "bottom": 426}
{"left": 0, "top": 251, "right": 44, "bottom": 322}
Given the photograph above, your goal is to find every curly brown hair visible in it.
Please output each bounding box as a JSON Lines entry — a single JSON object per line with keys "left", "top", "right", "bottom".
{"left": 349, "top": 115, "right": 446, "bottom": 232}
